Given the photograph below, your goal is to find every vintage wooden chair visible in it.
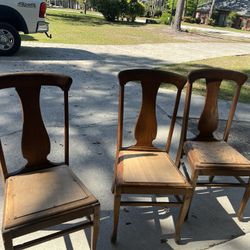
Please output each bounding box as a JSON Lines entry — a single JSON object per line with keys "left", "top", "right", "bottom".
{"left": 0, "top": 73, "right": 100, "bottom": 250}
{"left": 111, "top": 69, "right": 192, "bottom": 244}
{"left": 176, "top": 68, "right": 250, "bottom": 221}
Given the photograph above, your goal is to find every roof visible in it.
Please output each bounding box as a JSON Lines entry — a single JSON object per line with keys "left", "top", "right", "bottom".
{"left": 197, "top": 0, "right": 250, "bottom": 16}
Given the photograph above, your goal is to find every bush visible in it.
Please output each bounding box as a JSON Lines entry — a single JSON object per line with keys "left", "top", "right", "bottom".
{"left": 127, "top": 0, "right": 145, "bottom": 22}
{"left": 195, "top": 17, "right": 201, "bottom": 24}
{"left": 95, "top": 0, "right": 144, "bottom": 22}
{"left": 146, "top": 18, "right": 159, "bottom": 24}
{"left": 207, "top": 18, "right": 215, "bottom": 26}
{"left": 120, "top": 0, "right": 129, "bottom": 20}
{"left": 227, "top": 11, "right": 238, "bottom": 27}
{"left": 96, "top": 0, "right": 121, "bottom": 22}
{"left": 183, "top": 16, "right": 196, "bottom": 23}
{"left": 160, "top": 11, "right": 171, "bottom": 25}
{"left": 154, "top": 10, "right": 162, "bottom": 18}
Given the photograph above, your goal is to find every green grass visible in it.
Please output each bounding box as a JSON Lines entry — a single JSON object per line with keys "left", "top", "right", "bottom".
{"left": 21, "top": 9, "right": 183, "bottom": 44}
{"left": 161, "top": 55, "right": 250, "bottom": 103}
{"left": 21, "top": 9, "right": 249, "bottom": 44}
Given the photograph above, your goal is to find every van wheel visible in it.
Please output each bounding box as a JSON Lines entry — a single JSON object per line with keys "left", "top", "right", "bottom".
{"left": 0, "top": 23, "right": 21, "bottom": 56}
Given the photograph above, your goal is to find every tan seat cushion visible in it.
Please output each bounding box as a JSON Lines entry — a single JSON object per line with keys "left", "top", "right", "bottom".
{"left": 116, "top": 150, "right": 188, "bottom": 186}
{"left": 4, "top": 165, "right": 98, "bottom": 229}
{"left": 184, "top": 141, "right": 250, "bottom": 169}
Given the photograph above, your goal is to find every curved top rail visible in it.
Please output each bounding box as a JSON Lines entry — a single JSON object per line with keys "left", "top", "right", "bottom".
{"left": 0, "top": 72, "right": 72, "bottom": 91}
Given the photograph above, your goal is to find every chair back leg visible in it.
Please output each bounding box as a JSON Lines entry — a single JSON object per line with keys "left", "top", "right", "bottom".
{"left": 237, "top": 179, "right": 250, "bottom": 220}
{"left": 111, "top": 192, "right": 121, "bottom": 243}
{"left": 184, "top": 170, "right": 199, "bottom": 221}
{"left": 2, "top": 233, "right": 13, "bottom": 250}
{"left": 175, "top": 190, "right": 192, "bottom": 243}
{"left": 91, "top": 206, "right": 100, "bottom": 250}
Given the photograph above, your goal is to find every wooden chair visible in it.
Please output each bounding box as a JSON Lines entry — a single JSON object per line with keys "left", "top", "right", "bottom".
{"left": 176, "top": 68, "right": 250, "bottom": 221}
{"left": 111, "top": 69, "right": 192, "bottom": 244}
{"left": 0, "top": 73, "right": 100, "bottom": 250}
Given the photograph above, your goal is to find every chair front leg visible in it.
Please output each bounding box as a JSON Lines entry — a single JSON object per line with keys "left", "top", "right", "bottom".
{"left": 111, "top": 189, "right": 121, "bottom": 243}
{"left": 91, "top": 205, "right": 100, "bottom": 250}
{"left": 237, "top": 177, "right": 250, "bottom": 221}
{"left": 185, "top": 170, "right": 198, "bottom": 221}
{"left": 2, "top": 233, "right": 13, "bottom": 250}
{"left": 209, "top": 176, "right": 215, "bottom": 183}
{"left": 175, "top": 190, "right": 192, "bottom": 244}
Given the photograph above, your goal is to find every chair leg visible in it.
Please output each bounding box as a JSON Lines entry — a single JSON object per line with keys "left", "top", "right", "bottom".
{"left": 209, "top": 176, "right": 214, "bottom": 183}
{"left": 91, "top": 205, "right": 100, "bottom": 250}
{"left": 185, "top": 171, "right": 198, "bottom": 221}
{"left": 111, "top": 191, "right": 121, "bottom": 243}
{"left": 175, "top": 190, "right": 192, "bottom": 244}
{"left": 2, "top": 233, "right": 13, "bottom": 250}
{"left": 237, "top": 180, "right": 250, "bottom": 221}
{"left": 111, "top": 180, "right": 115, "bottom": 194}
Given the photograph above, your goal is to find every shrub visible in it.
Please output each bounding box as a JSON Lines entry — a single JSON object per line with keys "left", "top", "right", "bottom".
{"left": 127, "top": 0, "right": 145, "bottom": 22}
{"left": 154, "top": 10, "right": 162, "bottom": 18}
{"left": 120, "top": 0, "right": 129, "bottom": 20}
{"left": 95, "top": 0, "right": 145, "bottom": 22}
{"left": 227, "top": 11, "right": 238, "bottom": 27}
{"left": 183, "top": 16, "right": 196, "bottom": 23}
{"left": 96, "top": 0, "right": 121, "bottom": 22}
{"left": 207, "top": 18, "right": 215, "bottom": 26}
{"left": 146, "top": 18, "right": 159, "bottom": 24}
{"left": 160, "top": 11, "right": 171, "bottom": 25}
{"left": 195, "top": 17, "right": 201, "bottom": 24}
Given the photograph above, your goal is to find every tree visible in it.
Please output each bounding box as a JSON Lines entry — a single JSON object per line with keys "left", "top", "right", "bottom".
{"left": 172, "top": 0, "right": 185, "bottom": 31}
{"left": 207, "top": 0, "right": 216, "bottom": 22}
{"left": 193, "top": 0, "right": 200, "bottom": 17}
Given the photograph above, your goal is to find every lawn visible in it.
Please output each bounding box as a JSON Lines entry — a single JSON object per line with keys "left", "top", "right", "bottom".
{"left": 22, "top": 8, "right": 242, "bottom": 45}
{"left": 21, "top": 9, "right": 184, "bottom": 44}
{"left": 161, "top": 55, "right": 250, "bottom": 103}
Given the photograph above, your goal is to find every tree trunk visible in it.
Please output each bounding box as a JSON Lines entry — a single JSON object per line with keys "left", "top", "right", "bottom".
{"left": 169, "top": 0, "right": 175, "bottom": 25}
{"left": 208, "top": 0, "right": 216, "bottom": 20}
{"left": 173, "top": 0, "right": 186, "bottom": 32}
{"left": 193, "top": 0, "right": 199, "bottom": 18}
{"left": 84, "top": 2, "right": 87, "bottom": 14}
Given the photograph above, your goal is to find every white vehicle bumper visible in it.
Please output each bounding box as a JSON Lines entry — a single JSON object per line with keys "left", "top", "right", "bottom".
{"left": 36, "top": 21, "right": 49, "bottom": 33}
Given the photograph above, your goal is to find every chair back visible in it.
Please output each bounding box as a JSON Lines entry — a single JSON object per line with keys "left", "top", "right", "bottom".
{"left": 182, "top": 69, "right": 247, "bottom": 142}
{"left": 0, "top": 72, "right": 72, "bottom": 179}
{"left": 117, "top": 69, "right": 186, "bottom": 153}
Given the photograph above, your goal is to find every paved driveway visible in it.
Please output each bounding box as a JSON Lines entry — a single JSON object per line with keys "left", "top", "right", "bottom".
{"left": 0, "top": 42, "right": 250, "bottom": 250}
{"left": 182, "top": 25, "right": 250, "bottom": 39}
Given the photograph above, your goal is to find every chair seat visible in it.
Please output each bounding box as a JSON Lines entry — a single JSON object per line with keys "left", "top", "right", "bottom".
{"left": 184, "top": 141, "right": 250, "bottom": 171}
{"left": 3, "top": 165, "right": 98, "bottom": 230}
{"left": 116, "top": 150, "right": 188, "bottom": 187}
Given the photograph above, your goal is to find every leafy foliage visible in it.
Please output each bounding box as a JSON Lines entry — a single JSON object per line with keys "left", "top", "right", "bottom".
{"left": 126, "top": 0, "right": 145, "bottom": 22}
{"left": 227, "top": 11, "right": 239, "bottom": 27}
{"left": 160, "top": 11, "right": 171, "bottom": 24}
{"left": 94, "top": 0, "right": 145, "bottom": 22}
{"left": 96, "top": 0, "right": 121, "bottom": 21}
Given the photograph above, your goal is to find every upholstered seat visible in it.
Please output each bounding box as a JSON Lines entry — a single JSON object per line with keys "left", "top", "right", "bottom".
{"left": 4, "top": 165, "right": 98, "bottom": 230}
{"left": 184, "top": 141, "right": 250, "bottom": 171}
{"left": 117, "top": 150, "right": 188, "bottom": 185}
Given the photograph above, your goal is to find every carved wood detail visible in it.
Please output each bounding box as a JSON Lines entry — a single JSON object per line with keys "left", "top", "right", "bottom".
{"left": 16, "top": 86, "right": 50, "bottom": 167}
{"left": 197, "top": 80, "right": 221, "bottom": 140}
{"left": 134, "top": 81, "right": 160, "bottom": 147}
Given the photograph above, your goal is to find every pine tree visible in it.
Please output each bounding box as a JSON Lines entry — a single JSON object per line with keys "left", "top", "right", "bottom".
{"left": 172, "top": 0, "right": 185, "bottom": 31}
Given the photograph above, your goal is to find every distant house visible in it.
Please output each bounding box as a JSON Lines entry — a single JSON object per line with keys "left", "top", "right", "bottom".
{"left": 196, "top": 0, "right": 250, "bottom": 30}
